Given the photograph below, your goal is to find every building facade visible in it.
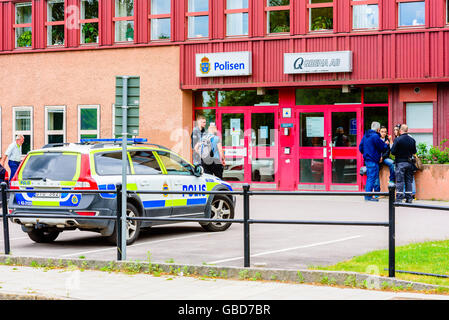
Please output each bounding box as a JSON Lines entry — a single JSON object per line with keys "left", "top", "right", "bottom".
{"left": 0, "top": 0, "right": 449, "bottom": 191}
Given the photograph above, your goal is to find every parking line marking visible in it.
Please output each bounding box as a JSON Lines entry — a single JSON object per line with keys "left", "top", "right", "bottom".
{"left": 60, "top": 233, "right": 216, "bottom": 258}
{"left": 207, "top": 235, "right": 362, "bottom": 264}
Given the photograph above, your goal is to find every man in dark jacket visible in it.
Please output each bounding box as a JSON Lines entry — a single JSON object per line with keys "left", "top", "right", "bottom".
{"left": 359, "top": 122, "right": 390, "bottom": 201}
{"left": 390, "top": 124, "right": 417, "bottom": 203}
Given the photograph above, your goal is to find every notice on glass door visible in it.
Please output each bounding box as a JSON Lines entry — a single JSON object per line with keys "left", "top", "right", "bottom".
{"left": 306, "top": 117, "right": 324, "bottom": 137}
{"left": 230, "top": 118, "right": 241, "bottom": 136}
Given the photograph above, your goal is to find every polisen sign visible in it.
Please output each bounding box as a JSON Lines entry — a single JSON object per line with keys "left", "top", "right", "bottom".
{"left": 196, "top": 51, "right": 252, "bottom": 77}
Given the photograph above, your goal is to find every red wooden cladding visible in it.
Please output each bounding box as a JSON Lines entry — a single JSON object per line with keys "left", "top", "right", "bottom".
{"left": 181, "top": 29, "right": 449, "bottom": 89}
{"left": 1, "top": 0, "right": 448, "bottom": 87}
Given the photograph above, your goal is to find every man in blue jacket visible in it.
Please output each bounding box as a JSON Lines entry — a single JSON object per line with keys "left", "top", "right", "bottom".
{"left": 359, "top": 122, "right": 390, "bottom": 201}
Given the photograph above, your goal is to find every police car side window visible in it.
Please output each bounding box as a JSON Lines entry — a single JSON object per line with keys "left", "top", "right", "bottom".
{"left": 95, "top": 152, "right": 131, "bottom": 175}
{"left": 130, "top": 151, "right": 162, "bottom": 175}
{"left": 156, "top": 151, "right": 192, "bottom": 175}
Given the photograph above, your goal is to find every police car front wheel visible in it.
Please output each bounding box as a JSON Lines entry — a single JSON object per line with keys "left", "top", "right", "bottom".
{"left": 201, "top": 195, "right": 234, "bottom": 232}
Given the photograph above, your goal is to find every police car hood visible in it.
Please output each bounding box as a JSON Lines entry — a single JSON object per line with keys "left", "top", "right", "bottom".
{"left": 203, "top": 174, "right": 233, "bottom": 191}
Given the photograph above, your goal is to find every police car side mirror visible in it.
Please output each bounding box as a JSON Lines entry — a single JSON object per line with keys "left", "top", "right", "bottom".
{"left": 193, "top": 164, "right": 204, "bottom": 177}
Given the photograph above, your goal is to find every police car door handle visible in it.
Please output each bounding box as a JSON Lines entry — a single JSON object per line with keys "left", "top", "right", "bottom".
{"left": 174, "top": 180, "right": 182, "bottom": 186}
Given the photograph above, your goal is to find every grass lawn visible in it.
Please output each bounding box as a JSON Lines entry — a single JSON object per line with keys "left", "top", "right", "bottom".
{"left": 309, "top": 240, "right": 449, "bottom": 288}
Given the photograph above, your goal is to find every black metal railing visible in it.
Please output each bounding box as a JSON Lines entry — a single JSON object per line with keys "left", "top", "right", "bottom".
{"left": 0, "top": 181, "right": 414, "bottom": 278}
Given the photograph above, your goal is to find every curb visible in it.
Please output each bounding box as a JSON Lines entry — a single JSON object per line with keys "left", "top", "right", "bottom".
{"left": 0, "top": 255, "right": 447, "bottom": 294}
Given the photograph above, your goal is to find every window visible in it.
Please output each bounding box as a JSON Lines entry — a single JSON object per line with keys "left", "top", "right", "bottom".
{"left": 352, "top": 0, "right": 379, "bottom": 29}
{"left": 78, "top": 105, "right": 100, "bottom": 140}
{"left": 187, "top": 0, "right": 209, "bottom": 38}
{"left": 447, "top": 0, "right": 449, "bottom": 24}
{"left": 296, "top": 88, "right": 361, "bottom": 105}
{"left": 156, "top": 151, "right": 193, "bottom": 175}
{"left": 46, "top": 0, "right": 65, "bottom": 46}
{"left": 406, "top": 102, "right": 434, "bottom": 146}
{"left": 226, "top": 0, "right": 249, "bottom": 36}
{"left": 149, "top": 0, "right": 171, "bottom": 40}
{"left": 45, "top": 106, "right": 66, "bottom": 144}
{"left": 21, "top": 153, "right": 79, "bottom": 181}
{"left": 95, "top": 152, "right": 131, "bottom": 175}
{"left": 398, "top": 1, "right": 425, "bottom": 27}
{"left": 218, "top": 90, "right": 279, "bottom": 106}
{"left": 13, "top": 107, "right": 33, "bottom": 155}
{"left": 266, "top": 0, "right": 290, "bottom": 34}
{"left": 114, "top": 0, "right": 134, "bottom": 42}
{"left": 15, "top": 2, "right": 32, "bottom": 48}
{"left": 80, "top": 0, "right": 99, "bottom": 44}
{"left": 130, "top": 151, "right": 162, "bottom": 175}
{"left": 308, "top": 0, "right": 333, "bottom": 32}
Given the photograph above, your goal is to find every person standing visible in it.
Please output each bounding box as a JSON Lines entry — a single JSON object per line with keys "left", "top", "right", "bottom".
{"left": 195, "top": 123, "right": 225, "bottom": 179}
{"left": 191, "top": 115, "right": 207, "bottom": 165}
{"left": 359, "top": 122, "right": 390, "bottom": 202}
{"left": 390, "top": 124, "right": 417, "bottom": 203}
{"left": 379, "top": 126, "right": 395, "bottom": 184}
{"left": 1, "top": 134, "right": 25, "bottom": 181}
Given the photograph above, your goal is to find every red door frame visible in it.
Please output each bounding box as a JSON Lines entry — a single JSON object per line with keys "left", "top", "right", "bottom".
{"left": 217, "top": 106, "right": 279, "bottom": 189}
{"left": 295, "top": 105, "right": 363, "bottom": 191}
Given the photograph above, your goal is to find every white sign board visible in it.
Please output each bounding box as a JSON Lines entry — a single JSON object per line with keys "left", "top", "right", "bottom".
{"left": 196, "top": 51, "right": 252, "bottom": 77}
{"left": 306, "top": 117, "right": 324, "bottom": 138}
{"left": 284, "top": 51, "right": 353, "bottom": 74}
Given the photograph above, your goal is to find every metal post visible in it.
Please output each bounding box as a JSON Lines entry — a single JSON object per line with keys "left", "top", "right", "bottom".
{"left": 388, "top": 183, "right": 396, "bottom": 278}
{"left": 121, "top": 76, "right": 129, "bottom": 261}
{"left": 243, "top": 184, "right": 250, "bottom": 268}
{"left": 1, "top": 182, "right": 10, "bottom": 255}
{"left": 116, "top": 183, "right": 123, "bottom": 261}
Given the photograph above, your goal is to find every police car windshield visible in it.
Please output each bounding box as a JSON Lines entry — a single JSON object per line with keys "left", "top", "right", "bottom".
{"left": 21, "top": 153, "right": 79, "bottom": 181}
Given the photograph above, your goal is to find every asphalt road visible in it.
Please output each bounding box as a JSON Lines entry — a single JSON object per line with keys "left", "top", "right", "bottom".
{"left": 1, "top": 196, "right": 449, "bottom": 270}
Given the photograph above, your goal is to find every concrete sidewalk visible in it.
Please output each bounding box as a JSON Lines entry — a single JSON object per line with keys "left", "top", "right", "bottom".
{"left": 0, "top": 265, "right": 448, "bottom": 300}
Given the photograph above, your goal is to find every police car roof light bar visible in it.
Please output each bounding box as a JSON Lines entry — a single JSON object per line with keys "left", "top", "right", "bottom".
{"left": 80, "top": 138, "right": 148, "bottom": 144}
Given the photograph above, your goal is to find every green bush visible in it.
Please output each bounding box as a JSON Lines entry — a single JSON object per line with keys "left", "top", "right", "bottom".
{"left": 417, "top": 139, "right": 449, "bottom": 164}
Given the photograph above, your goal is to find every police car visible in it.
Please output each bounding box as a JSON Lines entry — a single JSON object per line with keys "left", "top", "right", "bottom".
{"left": 8, "top": 139, "right": 235, "bottom": 245}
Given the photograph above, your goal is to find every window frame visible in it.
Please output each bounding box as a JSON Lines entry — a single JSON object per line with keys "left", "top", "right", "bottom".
{"left": 78, "top": 105, "right": 100, "bottom": 141}
{"left": 79, "top": 0, "right": 100, "bottom": 45}
{"left": 45, "top": 105, "right": 66, "bottom": 145}
{"left": 45, "top": 0, "right": 66, "bottom": 47}
{"left": 265, "top": 0, "right": 291, "bottom": 35}
{"left": 113, "top": 0, "right": 135, "bottom": 43}
{"left": 186, "top": 0, "right": 211, "bottom": 39}
{"left": 14, "top": 1, "right": 33, "bottom": 49}
{"left": 94, "top": 151, "right": 131, "bottom": 176}
{"left": 307, "top": 0, "right": 334, "bottom": 33}
{"left": 225, "top": 0, "right": 249, "bottom": 37}
{"left": 396, "top": 0, "right": 426, "bottom": 28}
{"left": 149, "top": 0, "right": 172, "bottom": 41}
{"left": 351, "top": 0, "right": 380, "bottom": 31}
{"left": 405, "top": 101, "right": 435, "bottom": 146}
{"left": 129, "top": 150, "right": 163, "bottom": 175}
{"left": 12, "top": 106, "right": 33, "bottom": 156}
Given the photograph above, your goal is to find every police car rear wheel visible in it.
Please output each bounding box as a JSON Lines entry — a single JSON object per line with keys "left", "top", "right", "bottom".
{"left": 106, "top": 203, "right": 141, "bottom": 245}
{"left": 201, "top": 195, "right": 234, "bottom": 232}
{"left": 27, "top": 229, "right": 60, "bottom": 243}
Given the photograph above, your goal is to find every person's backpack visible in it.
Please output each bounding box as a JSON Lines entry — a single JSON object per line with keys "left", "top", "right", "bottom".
{"left": 200, "top": 134, "right": 215, "bottom": 160}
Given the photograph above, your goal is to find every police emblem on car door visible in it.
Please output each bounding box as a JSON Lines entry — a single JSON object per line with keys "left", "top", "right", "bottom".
{"left": 155, "top": 151, "right": 207, "bottom": 217}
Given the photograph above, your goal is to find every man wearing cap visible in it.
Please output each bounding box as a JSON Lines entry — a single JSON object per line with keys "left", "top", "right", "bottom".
{"left": 1, "top": 134, "right": 25, "bottom": 181}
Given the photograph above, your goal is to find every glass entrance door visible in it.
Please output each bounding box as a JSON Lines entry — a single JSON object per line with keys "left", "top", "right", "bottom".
{"left": 218, "top": 108, "right": 278, "bottom": 189}
{"left": 297, "top": 108, "right": 361, "bottom": 191}
{"left": 249, "top": 109, "right": 278, "bottom": 189}
{"left": 220, "top": 110, "right": 248, "bottom": 188}
{"left": 328, "top": 109, "right": 361, "bottom": 190}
